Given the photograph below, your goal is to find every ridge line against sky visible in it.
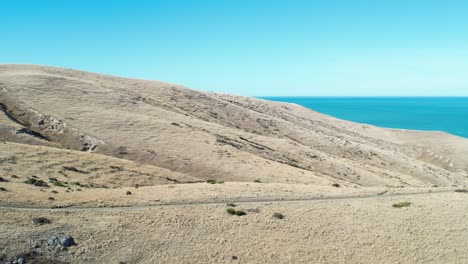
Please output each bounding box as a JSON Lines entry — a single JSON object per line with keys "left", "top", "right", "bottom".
{"left": 2, "top": 0, "right": 468, "bottom": 96}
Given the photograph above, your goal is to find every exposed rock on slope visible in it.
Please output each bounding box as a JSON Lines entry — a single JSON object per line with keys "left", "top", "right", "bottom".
{"left": 0, "top": 141, "right": 200, "bottom": 190}
{"left": 1, "top": 64, "right": 467, "bottom": 187}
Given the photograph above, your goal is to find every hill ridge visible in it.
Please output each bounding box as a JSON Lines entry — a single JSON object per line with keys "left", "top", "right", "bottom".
{"left": 1, "top": 64, "right": 467, "bottom": 187}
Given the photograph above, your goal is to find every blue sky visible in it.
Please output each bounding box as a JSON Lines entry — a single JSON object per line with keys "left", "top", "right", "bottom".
{"left": 2, "top": 0, "right": 468, "bottom": 96}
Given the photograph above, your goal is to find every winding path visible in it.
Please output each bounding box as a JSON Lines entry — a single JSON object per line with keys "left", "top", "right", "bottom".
{"left": 0, "top": 189, "right": 459, "bottom": 212}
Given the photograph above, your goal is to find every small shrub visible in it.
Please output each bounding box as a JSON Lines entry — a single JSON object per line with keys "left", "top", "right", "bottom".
{"left": 126, "top": 191, "right": 132, "bottom": 195}
{"left": 226, "top": 208, "right": 247, "bottom": 216}
{"left": 227, "top": 203, "right": 237, "bottom": 207}
{"left": 273, "top": 213, "right": 284, "bottom": 219}
{"left": 254, "top": 178, "right": 261, "bottom": 183}
{"left": 0, "top": 177, "right": 8, "bottom": 182}
{"left": 235, "top": 210, "right": 246, "bottom": 216}
{"left": 53, "top": 181, "right": 67, "bottom": 187}
{"left": 35, "top": 180, "right": 48, "bottom": 187}
{"left": 207, "top": 179, "right": 224, "bottom": 184}
{"left": 70, "top": 182, "right": 81, "bottom": 186}
{"left": 0, "top": 187, "right": 7, "bottom": 192}
{"left": 51, "top": 190, "right": 58, "bottom": 194}
{"left": 48, "top": 197, "right": 55, "bottom": 200}
{"left": 32, "top": 217, "right": 51, "bottom": 225}
{"left": 110, "top": 165, "right": 123, "bottom": 172}
{"left": 24, "top": 178, "right": 36, "bottom": 184}
{"left": 455, "top": 189, "right": 468, "bottom": 193}
{"left": 24, "top": 178, "right": 49, "bottom": 187}
{"left": 392, "top": 202, "right": 412, "bottom": 208}
{"left": 49, "top": 177, "right": 67, "bottom": 187}
{"left": 62, "top": 166, "right": 88, "bottom": 174}
{"left": 332, "top": 183, "right": 341, "bottom": 187}
{"left": 11, "top": 175, "right": 19, "bottom": 179}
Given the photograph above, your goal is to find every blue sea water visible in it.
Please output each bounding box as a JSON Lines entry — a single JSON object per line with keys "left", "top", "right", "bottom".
{"left": 260, "top": 97, "right": 468, "bottom": 138}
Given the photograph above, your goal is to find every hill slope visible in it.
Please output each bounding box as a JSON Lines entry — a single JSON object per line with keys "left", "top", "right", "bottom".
{"left": 1, "top": 64, "right": 467, "bottom": 187}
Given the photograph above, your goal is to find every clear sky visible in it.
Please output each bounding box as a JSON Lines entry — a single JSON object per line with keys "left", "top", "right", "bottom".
{"left": 2, "top": 0, "right": 468, "bottom": 96}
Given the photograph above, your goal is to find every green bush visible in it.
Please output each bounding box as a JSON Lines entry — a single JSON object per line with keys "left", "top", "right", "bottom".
{"left": 235, "top": 210, "right": 246, "bottom": 216}
{"left": 53, "top": 181, "right": 67, "bottom": 187}
{"left": 227, "top": 208, "right": 246, "bottom": 216}
{"left": 254, "top": 178, "right": 261, "bottom": 183}
{"left": 392, "top": 202, "right": 412, "bottom": 208}
{"left": 24, "top": 178, "right": 49, "bottom": 187}
{"left": 24, "top": 178, "right": 36, "bottom": 184}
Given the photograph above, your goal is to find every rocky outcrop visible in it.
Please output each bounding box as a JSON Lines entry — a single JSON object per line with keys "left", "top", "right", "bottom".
{"left": 0, "top": 90, "right": 104, "bottom": 152}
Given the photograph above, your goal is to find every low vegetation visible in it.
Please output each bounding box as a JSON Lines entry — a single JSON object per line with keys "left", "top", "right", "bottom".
{"left": 455, "top": 189, "right": 468, "bottom": 193}
{"left": 49, "top": 177, "right": 68, "bottom": 187}
{"left": 227, "top": 208, "right": 247, "bottom": 216}
{"left": 32, "top": 217, "right": 51, "bottom": 225}
{"left": 24, "top": 178, "right": 49, "bottom": 187}
{"left": 392, "top": 202, "right": 412, "bottom": 208}
{"left": 273, "top": 213, "right": 284, "bottom": 219}
{"left": 207, "top": 179, "right": 224, "bottom": 184}
{"left": 254, "top": 178, "right": 262, "bottom": 183}
{"left": 53, "top": 181, "right": 67, "bottom": 187}
{"left": 109, "top": 165, "right": 123, "bottom": 172}
{"left": 62, "top": 166, "right": 89, "bottom": 174}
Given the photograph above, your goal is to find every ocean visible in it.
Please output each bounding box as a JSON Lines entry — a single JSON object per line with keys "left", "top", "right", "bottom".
{"left": 260, "top": 97, "right": 468, "bottom": 138}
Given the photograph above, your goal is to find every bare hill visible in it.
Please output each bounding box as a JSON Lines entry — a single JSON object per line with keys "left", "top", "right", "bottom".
{"left": 1, "top": 64, "right": 467, "bottom": 187}
{"left": 2, "top": 64, "right": 468, "bottom": 264}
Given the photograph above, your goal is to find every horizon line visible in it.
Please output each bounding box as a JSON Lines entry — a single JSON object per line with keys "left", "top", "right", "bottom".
{"left": 256, "top": 95, "right": 468, "bottom": 98}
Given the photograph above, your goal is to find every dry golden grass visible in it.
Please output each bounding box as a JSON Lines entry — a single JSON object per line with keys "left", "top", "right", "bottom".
{"left": 1, "top": 65, "right": 468, "bottom": 263}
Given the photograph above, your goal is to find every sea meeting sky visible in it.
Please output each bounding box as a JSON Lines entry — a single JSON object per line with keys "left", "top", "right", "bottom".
{"left": 2, "top": 0, "right": 468, "bottom": 96}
